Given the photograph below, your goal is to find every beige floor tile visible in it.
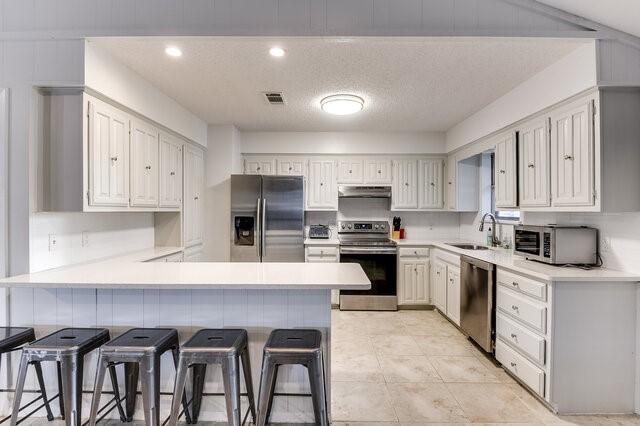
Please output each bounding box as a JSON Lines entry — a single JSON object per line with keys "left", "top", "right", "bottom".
{"left": 549, "top": 414, "right": 640, "bottom": 425}
{"left": 397, "top": 310, "right": 441, "bottom": 326}
{"left": 377, "top": 354, "right": 442, "bottom": 383}
{"left": 430, "top": 356, "right": 501, "bottom": 383}
{"left": 473, "top": 350, "right": 517, "bottom": 384}
{"left": 386, "top": 382, "right": 469, "bottom": 423}
{"left": 332, "top": 381, "right": 398, "bottom": 422}
{"left": 371, "top": 335, "right": 423, "bottom": 356}
{"left": 506, "top": 383, "right": 560, "bottom": 423}
{"left": 402, "top": 317, "right": 461, "bottom": 337}
{"left": 333, "top": 333, "right": 375, "bottom": 356}
{"left": 332, "top": 423, "right": 399, "bottom": 426}
{"left": 447, "top": 383, "right": 539, "bottom": 423}
{"left": 332, "top": 352, "right": 385, "bottom": 382}
{"left": 413, "top": 334, "right": 477, "bottom": 356}
{"left": 364, "top": 317, "right": 409, "bottom": 336}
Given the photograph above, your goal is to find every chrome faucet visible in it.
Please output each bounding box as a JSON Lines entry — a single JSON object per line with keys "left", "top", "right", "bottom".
{"left": 479, "top": 213, "right": 500, "bottom": 247}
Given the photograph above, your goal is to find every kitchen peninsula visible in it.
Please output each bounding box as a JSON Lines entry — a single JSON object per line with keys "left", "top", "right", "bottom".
{"left": 0, "top": 249, "right": 370, "bottom": 423}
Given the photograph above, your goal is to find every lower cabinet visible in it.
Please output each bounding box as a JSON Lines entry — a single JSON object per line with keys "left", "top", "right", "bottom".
{"left": 446, "top": 265, "right": 461, "bottom": 326}
{"left": 398, "top": 247, "right": 430, "bottom": 305}
{"left": 305, "top": 245, "right": 340, "bottom": 305}
{"left": 432, "top": 260, "right": 447, "bottom": 312}
{"left": 431, "top": 250, "right": 460, "bottom": 325}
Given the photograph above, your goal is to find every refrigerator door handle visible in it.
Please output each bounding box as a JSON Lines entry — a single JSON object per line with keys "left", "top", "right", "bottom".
{"left": 256, "top": 197, "right": 261, "bottom": 258}
{"left": 262, "top": 198, "right": 267, "bottom": 258}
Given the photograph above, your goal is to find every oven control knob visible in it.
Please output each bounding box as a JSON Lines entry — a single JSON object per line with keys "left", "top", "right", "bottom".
{"left": 341, "top": 224, "right": 346, "bottom": 229}
{"left": 374, "top": 224, "right": 379, "bottom": 229}
{"left": 380, "top": 224, "right": 385, "bottom": 229}
{"left": 347, "top": 224, "right": 352, "bottom": 229}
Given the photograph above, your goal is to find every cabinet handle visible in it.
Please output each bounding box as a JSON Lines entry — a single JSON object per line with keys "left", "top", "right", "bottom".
{"left": 414, "top": 268, "right": 417, "bottom": 273}
{"left": 194, "top": 196, "right": 199, "bottom": 200}
{"left": 405, "top": 182, "right": 409, "bottom": 186}
{"left": 110, "top": 156, "right": 118, "bottom": 162}
{"left": 257, "top": 166, "right": 261, "bottom": 171}
{"left": 349, "top": 169, "right": 353, "bottom": 174}
{"left": 145, "top": 165, "right": 151, "bottom": 170}
{"left": 511, "top": 304, "right": 519, "bottom": 312}
{"left": 499, "top": 169, "right": 506, "bottom": 174}
{"left": 510, "top": 333, "right": 518, "bottom": 340}
{"left": 170, "top": 171, "right": 175, "bottom": 176}
{"left": 320, "top": 250, "right": 324, "bottom": 255}
{"left": 289, "top": 166, "right": 292, "bottom": 171}
{"left": 528, "top": 163, "right": 535, "bottom": 168}
{"left": 377, "top": 169, "right": 382, "bottom": 174}
{"left": 414, "top": 250, "right": 418, "bottom": 255}
{"left": 320, "top": 182, "right": 324, "bottom": 186}
{"left": 430, "top": 182, "right": 435, "bottom": 186}
{"left": 510, "top": 362, "right": 517, "bottom": 368}
{"left": 564, "top": 155, "right": 573, "bottom": 160}
{"left": 448, "top": 181, "right": 452, "bottom": 185}
{"left": 511, "top": 281, "right": 519, "bottom": 288}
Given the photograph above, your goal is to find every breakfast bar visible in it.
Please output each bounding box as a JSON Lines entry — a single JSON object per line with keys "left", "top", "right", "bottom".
{"left": 0, "top": 250, "right": 370, "bottom": 423}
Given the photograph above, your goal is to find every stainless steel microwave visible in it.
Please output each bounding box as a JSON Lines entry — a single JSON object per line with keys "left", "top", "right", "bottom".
{"left": 514, "top": 225, "right": 598, "bottom": 265}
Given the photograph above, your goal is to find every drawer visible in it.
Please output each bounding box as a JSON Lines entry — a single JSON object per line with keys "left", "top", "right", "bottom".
{"left": 497, "top": 268, "right": 547, "bottom": 301}
{"left": 497, "top": 287, "right": 547, "bottom": 333}
{"left": 399, "top": 247, "right": 429, "bottom": 258}
{"left": 496, "top": 340, "right": 545, "bottom": 398}
{"left": 306, "top": 246, "right": 339, "bottom": 257}
{"left": 496, "top": 313, "right": 546, "bottom": 366}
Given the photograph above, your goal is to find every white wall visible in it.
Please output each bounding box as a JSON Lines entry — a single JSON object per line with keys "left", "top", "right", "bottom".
{"left": 241, "top": 131, "right": 446, "bottom": 154}
{"left": 446, "top": 42, "right": 598, "bottom": 152}
{"left": 84, "top": 41, "right": 207, "bottom": 147}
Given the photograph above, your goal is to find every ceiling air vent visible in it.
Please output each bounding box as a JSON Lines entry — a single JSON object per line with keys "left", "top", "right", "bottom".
{"left": 264, "top": 92, "right": 285, "bottom": 105}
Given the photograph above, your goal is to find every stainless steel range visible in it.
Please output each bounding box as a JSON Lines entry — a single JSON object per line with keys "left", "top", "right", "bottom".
{"left": 338, "top": 220, "right": 398, "bottom": 311}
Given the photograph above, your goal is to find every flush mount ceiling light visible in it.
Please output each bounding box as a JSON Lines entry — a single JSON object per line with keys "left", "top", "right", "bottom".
{"left": 269, "top": 47, "right": 285, "bottom": 57}
{"left": 320, "top": 94, "right": 364, "bottom": 116}
{"left": 164, "top": 46, "right": 182, "bottom": 57}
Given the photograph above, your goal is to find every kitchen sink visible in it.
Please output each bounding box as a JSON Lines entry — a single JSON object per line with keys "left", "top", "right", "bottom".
{"left": 446, "top": 243, "right": 489, "bottom": 250}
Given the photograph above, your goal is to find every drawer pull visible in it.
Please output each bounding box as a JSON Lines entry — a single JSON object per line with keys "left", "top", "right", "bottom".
{"left": 414, "top": 250, "right": 418, "bottom": 255}
{"left": 511, "top": 281, "right": 519, "bottom": 288}
{"left": 511, "top": 305, "right": 519, "bottom": 312}
{"left": 510, "top": 362, "right": 517, "bottom": 367}
{"left": 510, "top": 333, "right": 518, "bottom": 340}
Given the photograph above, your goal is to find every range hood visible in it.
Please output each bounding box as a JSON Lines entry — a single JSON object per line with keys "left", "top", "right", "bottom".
{"left": 338, "top": 185, "right": 392, "bottom": 199}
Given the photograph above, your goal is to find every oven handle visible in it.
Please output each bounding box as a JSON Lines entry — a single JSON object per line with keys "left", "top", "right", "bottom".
{"left": 340, "top": 247, "right": 397, "bottom": 255}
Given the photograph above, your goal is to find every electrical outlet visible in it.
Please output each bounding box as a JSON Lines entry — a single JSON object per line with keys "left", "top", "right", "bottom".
{"left": 48, "top": 234, "right": 58, "bottom": 252}
{"left": 601, "top": 236, "right": 613, "bottom": 253}
{"left": 81, "top": 231, "right": 90, "bottom": 247}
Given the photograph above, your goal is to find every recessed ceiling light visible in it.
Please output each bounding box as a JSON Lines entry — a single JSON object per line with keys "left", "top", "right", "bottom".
{"left": 269, "top": 47, "right": 285, "bottom": 57}
{"left": 165, "top": 46, "right": 182, "bottom": 58}
{"left": 321, "top": 94, "right": 364, "bottom": 116}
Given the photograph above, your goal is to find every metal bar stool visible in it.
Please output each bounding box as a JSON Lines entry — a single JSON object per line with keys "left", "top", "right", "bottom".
{"left": 168, "top": 329, "right": 256, "bottom": 426}
{"left": 88, "top": 328, "right": 191, "bottom": 426}
{"left": 256, "top": 329, "right": 328, "bottom": 426}
{"left": 0, "top": 327, "right": 54, "bottom": 424}
{"left": 10, "top": 328, "right": 126, "bottom": 426}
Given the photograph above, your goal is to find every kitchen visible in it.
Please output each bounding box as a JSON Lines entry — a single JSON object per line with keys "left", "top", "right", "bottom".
{"left": 2, "top": 1, "right": 640, "bottom": 425}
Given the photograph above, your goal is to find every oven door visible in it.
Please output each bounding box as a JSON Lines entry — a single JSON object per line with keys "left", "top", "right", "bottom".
{"left": 339, "top": 247, "right": 397, "bottom": 311}
{"left": 514, "top": 227, "right": 543, "bottom": 260}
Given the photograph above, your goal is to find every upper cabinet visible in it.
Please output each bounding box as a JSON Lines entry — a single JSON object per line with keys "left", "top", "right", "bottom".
{"left": 494, "top": 131, "right": 518, "bottom": 209}
{"left": 88, "top": 97, "right": 130, "bottom": 207}
{"left": 550, "top": 99, "right": 594, "bottom": 207}
{"left": 130, "top": 119, "right": 159, "bottom": 207}
{"left": 519, "top": 117, "right": 550, "bottom": 207}
{"left": 307, "top": 159, "right": 338, "bottom": 210}
{"left": 276, "top": 157, "right": 307, "bottom": 176}
{"left": 183, "top": 144, "right": 205, "bottom": 247}
{"left": 392, "top": 160, "right": 418, "bottom": 209}
{"left": 365, "top": 159, "right": 392, "bottom": 184}
{"left": 418, "top": 159, "right": 444, "bottom": 209}
{"left": 337, "top": 159, "right": 364, "bottom": 184}
{"left": 446, "top": 155, "right": 479, "bottom": 212}
{"left": 159, "top": 132, "right": 183, "bottom": 208}
{"left": 244, "top": 156, "right": 275, "bottom": 175}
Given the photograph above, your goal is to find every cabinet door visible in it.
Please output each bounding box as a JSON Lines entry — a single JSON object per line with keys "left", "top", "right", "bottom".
{"left": 418, "top": 159, "right": 444, "bottom": 209}
{"left": 495, "top": 131, "right": 518, "bottom": 208}
{"left": 446, "top": 155, "right": 456, "bottom": 210}
{"left": 184, "top": 145, "right": 204, "bottom": 247}
{"left": 446, "top": 266, "right": 461, "bottom": 326}
{"left": 432, "top": 260, "right": 447, "bottom": 312}
{"left": 392, "top": 160, "right": 418, "bottom": 209}
{"left": 159, "top": 133, "right": 183, "bottom": 208}
{"left": 365, "top": 159, "right": 392, "bottom": 184}
{"left": 130, "top": 120, "right": 159, "bottom": 207}
{"left": 244, "top": 157, "right": 275, "bottom": 175}
{"left": 306, "top": 160, "right": 337, "bottom": 210}
{"left": 519, "top": 118, "right": 550, "bottom": 207}
{"left": 550, "top": 100, "right": 594, "bottom": 207}
{"left": 277, "top": 157, "right": 307, "bottom": 176}
{"left": 337, "top": 159, "right": 364, "bottom": 184}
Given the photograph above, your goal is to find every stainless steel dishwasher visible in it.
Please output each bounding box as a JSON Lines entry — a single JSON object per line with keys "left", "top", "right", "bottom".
{"left": 460, "top": 255, "right": 496, "bottom": 352}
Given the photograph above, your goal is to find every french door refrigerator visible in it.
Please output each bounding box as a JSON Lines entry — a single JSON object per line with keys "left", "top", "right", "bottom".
{"left": 230, "top": 174, "right": 304, "bottom": 262}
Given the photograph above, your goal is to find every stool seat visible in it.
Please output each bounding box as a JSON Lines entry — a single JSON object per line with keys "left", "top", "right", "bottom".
{"left": 182, "top": 328, "right": 247, "bottom": 353}
{"left": 0, "top": 327, "right": 36, "bottom": 353}
{"left": 28, "top": 328, "right": 109, "bottom": 355}
{"left": 104, "top": 328, "right": 178, "bottom": 352}
{"left": 264, "top": 329, "right": 322, "bottom": 353}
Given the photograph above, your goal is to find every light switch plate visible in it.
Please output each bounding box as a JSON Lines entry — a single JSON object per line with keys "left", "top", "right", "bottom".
{"left": 81, "top": 231, "right": 90, "bottom": 247}
{"left": 48, "top": 234, "right": 57, "bottom": 252}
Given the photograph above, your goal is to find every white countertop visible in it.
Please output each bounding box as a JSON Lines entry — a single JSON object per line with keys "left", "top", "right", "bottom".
{"left": 0, "top": 248, "right": 370, "bottom": 290}
{"left": 304, "top": 238, "right": 340, "bottom": 246}
{"left": 394, "top": 239, "right": 640, "bottom": 282}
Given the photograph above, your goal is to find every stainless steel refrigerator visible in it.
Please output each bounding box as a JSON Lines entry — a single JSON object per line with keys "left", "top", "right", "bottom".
{"left": 230, "top": 174, "right": 304, "bottom": 262}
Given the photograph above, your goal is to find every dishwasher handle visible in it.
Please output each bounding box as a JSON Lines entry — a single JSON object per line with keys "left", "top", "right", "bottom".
{"left": 460, "top": 255, "right": 494, "bottom": 272}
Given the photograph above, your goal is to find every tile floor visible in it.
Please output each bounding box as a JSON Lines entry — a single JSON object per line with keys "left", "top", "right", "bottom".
{"left": 330, "top": 308, "right": 640, "bottom": 426}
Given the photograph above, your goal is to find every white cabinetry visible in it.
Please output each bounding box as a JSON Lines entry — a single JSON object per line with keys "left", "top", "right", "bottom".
{"left": 364, "top": 159, "right": 392, "bottom": 184}
{"left": 418, "top": 159, "right": 444, "bottom": 209}
{"left": 88, "top": 97, "right": 130, "bottom": 207}
{"left": 445, "top": 155, "right": 479, "bottom": 211}
{"left": 446, "top": 266, "right": 461, "bottom": 326}
{"left": 183, "top": 144, "right": 205, "bottom": 247}
{"left": 159, "top": 133, "right": 182, "bottom": 208}
{"left": 305, "top": 245, "right": 340, "bottom": 305}
{"left": 306, "top": 159, "right": 338, "bottom": 210}
{"left": 519, "top": 117, "right": 550, "bottom": 207}
{"left": 432, "top": 260, "right": 447, "bottom": 312}
{"left": 337, "top": 159, "right": 364, "bottom": 184}
{"left": 550, "top": 99, "right": 594, "bottom": 207}
{"left": 494, "top": 131, "right": 518, "bottom": 208}
{"left": 130, "top": 119, "right": 159, "bottom": 207}
{"left": 431, "top": 249, "right": 461, "bottom": 325}
{"left": 391, "top": 160, "right": 418, "bottom": 209}
{"left": 277, "top": 157, "right": 307, "bottom": 176}
{"left": 398, "top": 247, "right": 430, "bottom": 305}
{"left": 244, "top": 157, "right": 275, "bottom": 175}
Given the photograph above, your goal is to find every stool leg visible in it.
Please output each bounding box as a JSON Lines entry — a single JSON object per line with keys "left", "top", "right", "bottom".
{"left": 56, "top": 361, "right": 65, "bottom": 420}
{"left": 168, "top": 355, "right": 189, "bottom": 426}
{"left": 256, "top": 355, "right": 278, "bottom": 426}
{"left": 221, "top": 356, "right": 241, "bottom": 426}
{"left": 108, "top": 363, "right": 127, "bottom": 422}
{"left": 9, "top": 352, "right": 29, "bottom": 426}
{"left": 88, "top": 354, "right": 108, "bottom": 426}
{"left": 124, "top": 362, "right": 139, "bottom": 422}
{"left": 191, "top": 364, "right": 206, "bottom": 422}
{"left": 307, "top": 352, "right": 328, "bottom": 426}
{"left": 240, "top": 346, "right": 257, "bottom": 423}
{"left": 59, "top": 355, "right": 84, "bottom": 426}
{"left": 33, "top": 361, "right": 55, "bottom": 421}
{"left": 140, "top": 355, "right": 160, "bottom": 426}
{"left": 171, "top": 347, "right": 192, "bottom": 424}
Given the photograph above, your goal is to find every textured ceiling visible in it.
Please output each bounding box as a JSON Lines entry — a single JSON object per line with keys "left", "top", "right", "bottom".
{"left": 94, "top": 37, "right": 585, "bottom": 132}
